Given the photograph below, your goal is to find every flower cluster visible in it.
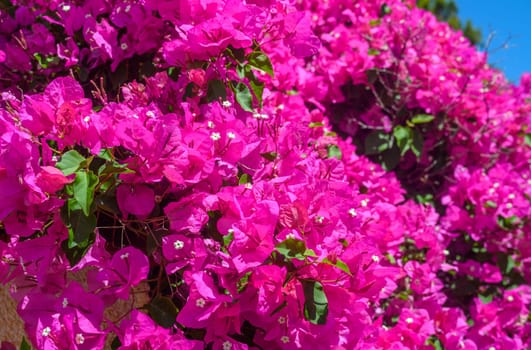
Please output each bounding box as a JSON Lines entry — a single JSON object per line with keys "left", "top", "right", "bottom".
{"left": 0, "top": 0, "right": 529, "bottom": 349}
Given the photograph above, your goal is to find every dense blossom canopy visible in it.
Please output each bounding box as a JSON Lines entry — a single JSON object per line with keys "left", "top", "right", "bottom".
{"left": 0, "top": 0, "right": 530, "bottom": 349}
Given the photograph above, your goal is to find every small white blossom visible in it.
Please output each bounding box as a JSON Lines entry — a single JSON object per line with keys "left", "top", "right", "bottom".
{"left": 278, "top": 316, "right": 286, "bottom": 324}
{"left": 62, "top": 297, "right": 68, "bottom": 308}
{"left": 210, "top": 132, "right": 221, "bottom": 141}
{"left": 360, "top": 199, "right": 369, "bottom": 207}
{"left": 227, "top": 131, "right": 236, "bottom": 139}
{"left": 281, "top": 336, "right": 290, "bottom": 344}
{"left": 120, "top": 43, "right": 128, "bottom": 50}
{"left": 120, "top": 253, "right": 129, "bottom": 259}
{"left": 405, "top": 317, "right": 414, "bottom": 324}
{"left": 348, "top": 208, "right": 357, "bottom": 217}
{"left": 196, "top": 298, "right": 206, "bottom": 308}
{"left": 75, "top": 333, "right": 85, "bottom": 345}
{"left": 173, "top": 240, "right": 184, "bottom": 250}
{"left": 42, "top": 327, "right": 51, "bottom": 337}
{"left": 222, "top": 341, "right": 232, "bottom": 350}
{"left": 315, "top": 215, "right": 324, "bottom": 224}
{"left": 222, "top": 100, "right": 232, "bottom": 108}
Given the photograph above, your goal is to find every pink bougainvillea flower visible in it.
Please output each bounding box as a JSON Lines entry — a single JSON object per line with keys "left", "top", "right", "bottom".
{"left": 116, "top": 183, "right": 155, "bottom": 217}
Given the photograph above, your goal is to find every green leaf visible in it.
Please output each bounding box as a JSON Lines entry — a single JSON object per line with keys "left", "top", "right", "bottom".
{"left": 276, "top": 238, "right": 311, "bottom": 261}
{"left": 147, "top": 296, "right": 179, "bottom": 328}
{"left": 411, "top": 129, "right": 424, "bottom": 157}
{"left": 56, "top": 150, "right": 85, "bottom": 176}
{"left": 327, "top": 145, "right": 342, "bottom": 160}
{"left": 322, "top": 258, "right": 352, "bottom": 275}
{"left": 66, "top": 209, "right": 97, "bottom": 247}
{"left": 393, "top": 125, "right": 411, "bottom": 156}
{"left": 484, "top": 200, "right": 497, "bottom": 209}
{"left": 110, "top": 336, "right": 122, "bottom": 350}
{"left": 207, "top": 79, "right": 227, "bottom": 102}
{"left": 368, "top": 48, "right": 380, "bottom": 56}
{"left": 238, "top": 271, "right": 252, "bottom": 292}
{"left": 380, "top": 145, "right": 401, "bottom": 171}
{"left": 20, "top": 336, "right": 32, "bottom": 350}
{"left": 233, "top": 82, "right": 253, "bottom": 112}
{"left": 225, "top": 46, "right": 246, "bottom": 63}
{"left": 411, "top": 114, "right": 435, "bottom": 124}
{"left": 478, "top": 293, "right": 493, "bottom": 304}
{"left": 525, "top": 133, "right": 531, "bottom": 146}
{"left": 61, "top": 235, "right": 95, "bottom": 267}
{"left": 301, "top": 280, "right": 328, "bottom": 325}
{"left": 72, "top": 170, "right": 99, "bottom": 216}
{"left": 247, "top": 51, "right": 274, "bottom": 77}
{"left": 249, "top": 78, "right": 265, "bottom": 108}
{"left": 379, "top": 3, "right": 391, "bottom": 17}
{"left": 261, "top": 151, "right": 278, "bottom": 162}
{"left": 223, "top": 230, "right": 234, "bottom": 247}
{"left": 309, "top": 122, "right": 324, "bottom": 128}
{"left": 364, "top": 131, "right": 390, "bottom": 155}
{"left": 238, "top": 173, "right": 251, "bottom": 185}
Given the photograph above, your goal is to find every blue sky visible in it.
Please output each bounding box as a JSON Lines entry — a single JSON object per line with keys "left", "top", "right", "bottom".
{"left": 455, "top": 0, "right": 531, "bottom": 84}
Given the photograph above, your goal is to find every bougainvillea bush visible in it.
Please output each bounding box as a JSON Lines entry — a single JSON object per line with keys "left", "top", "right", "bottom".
{"left": 0, "top": 0, "right": 530, "bottom": 349}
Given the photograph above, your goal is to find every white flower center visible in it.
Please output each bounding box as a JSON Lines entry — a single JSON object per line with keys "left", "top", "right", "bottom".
{"left": 173, "top": 240, "right": 185, "bottom": 250}
{"left": 281, "top": 336, "right": 290, "bottom": 344}
{"left": 196, "top": 298, "right": 206, "bottom": 308}
{"left": 75, "top": 333, "right": 85, "bottom": 345}
{"left": 211, "top": 132, "right": 221, "bottom": 141}
{"left": 42, "top": 327, "right": 51, "bottom": 337}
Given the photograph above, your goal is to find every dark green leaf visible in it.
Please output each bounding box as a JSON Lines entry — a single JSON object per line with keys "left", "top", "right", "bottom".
{"left": 393, "top": 125, "right": 411, "bottom": 155}
{"left": 380, "top": 145, "right": 401, "bottom": 171}
{"left": 223, "top": 230, "right": 234, "bottom": 247}
{"left": 364, "top": 131, "right": 390, "bottom": 155}
{"left": 66, "top": 209, "right": 96, "bottom": 247}
{"left": 309, "top": 122, "right": 324, "bottom": 128}
{"left": 73, "top": 170, "right": 99, "bottom": 216}
{"left": 225, "top": 46, "right": 246, "bottom": 63}
{"left": 238, "top": 173, "right": 251, "bottom": 185}
{"left": 411, "top": 129, "right": 424, "bottom": 157}
{"left": 207, "top": 79, "right": 227, "bottom": 102}
{"left": 478, "top": 293, "right": 493, "bottom": 304}
{"left": 327, "top": 145, "right": 342, "bottom": 160}
{"left": 110, "top": 336, "right": 122, "bottom": 350}
{"left": 379, "top": 3, "right": 391, "bottom": 17}
{"left": 261, "top": 152, "right": 278, "bottom": 162}
{"left": 61, "top": 236, "right": 94, "bottom": 267}
{"left": 301, "top": 280, "right": 328, "bottom": 325}
{"left": 525, "top": 133, "right": 531, "bottom": 146}
{"left": 276, "top": 238, "right": 307, "bottom": 260}
{"left": 249, "top": 78, "right": 265, "bottom": 108}
{"left": 247, "top": 51, "right": 274, "bottom": 77}
{"left": 56, "top": 150, "right": 85, "bottom": 176}
{"left": 322, "top": 258, "right": 352, "bottom": 275}
{"left": 233, "top": 82, "right": 253, "bottom": 112}
{"left": 411, "top": 114, "right": 435, "bottom": 124}
{"left": 147, "top": 296, "right": 179, "bottom": 328}
{"left": 20, "top": 337, "right": 32, "bottom": 350}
